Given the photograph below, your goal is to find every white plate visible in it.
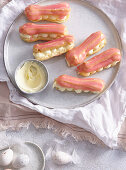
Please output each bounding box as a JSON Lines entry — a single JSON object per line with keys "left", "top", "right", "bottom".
{"left": 4, "top": 0, "right": 122, "bottom": 109}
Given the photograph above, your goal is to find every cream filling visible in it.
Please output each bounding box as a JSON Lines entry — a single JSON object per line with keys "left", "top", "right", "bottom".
{"left": 20, "top": 33, "right": 31, "bottom": 39}
{"left": 33, "top": 43, "right": 74, "bottom": 60}
{"left": 20, "top": 33, "right": 59, "bottom": 40}
{"left": 53, "top": 81, "right": 99, "bottom": 93}
{"left": 49, "top": 34, "right": 57, "bottom": 38}
{"left": 39, "top": 15, "right": 67, "bottom": 21}
{"left": 66, "top": 39, "right": 106, "bottom": 66}
{"left": 79, "top": 61, "right": 119, "bottom": 76}
{"left": 87, "top": 39, "right": 106, "bottom": 55}
{"left": 15, "top": 61, "right": 46, "bottom": 93}
{"left": 40, "top": 15, "right": 58, "bottom": 20}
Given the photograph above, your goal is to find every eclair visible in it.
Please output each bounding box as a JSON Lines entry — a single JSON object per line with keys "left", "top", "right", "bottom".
{"left": 24, "top": 2, "right": 71, "bottom": 23}
{"left": 66, "top": 31, "right": 106, "bottom": 66}
{"left": 19, "top": 23, "right": 68, "bottom": 42}
{"left": 77, "top": 48, "right": 121, "bottom": 76}
{"left": 53, "top": 75, "right": 105, "bottom": 93}
{"left": 33, "top": 35, "right": 74, "bottom": 61}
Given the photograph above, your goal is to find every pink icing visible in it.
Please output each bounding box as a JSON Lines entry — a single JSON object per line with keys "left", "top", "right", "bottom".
{"left": 19, "top": 23, "right": 67, "bottom": 35}
{"left": 66, "top": 31, "right": 105, "bottom": 66}
{"left": 56, "top": 75, "right": 105, "bottom": 92}
{"left": 77, "top": 48, "right": 121, "bottom": 73}
{"left": 34, "top": 35, "right": 74, "bottom": 50}
{"left": 25, "top": 2, "right": 70, "bottom": 21}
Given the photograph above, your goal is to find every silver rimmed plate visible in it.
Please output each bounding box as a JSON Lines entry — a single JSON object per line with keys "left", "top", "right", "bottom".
{"left": 4, "top": 0, "right": 122, "bottom": 109}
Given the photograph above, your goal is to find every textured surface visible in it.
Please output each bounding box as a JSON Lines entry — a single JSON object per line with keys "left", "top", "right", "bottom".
{"left": 1, "top": 125, "right": 126, "bottom": 170}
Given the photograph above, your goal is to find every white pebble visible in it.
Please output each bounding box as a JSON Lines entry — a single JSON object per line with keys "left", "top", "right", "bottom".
{"left": 0, "top": 149, "right": 13, "bottom": 166}
{"left": 52, "top": 151, "right": 72, "bottom": 165}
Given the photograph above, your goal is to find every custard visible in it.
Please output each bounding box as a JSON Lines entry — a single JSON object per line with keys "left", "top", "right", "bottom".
{"left": 15, "top": 61, "right": 46, "bottom": 93}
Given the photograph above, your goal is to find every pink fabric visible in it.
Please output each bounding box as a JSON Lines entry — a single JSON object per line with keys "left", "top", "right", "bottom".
{"left": 0, "top": 81, "right": 125, "bottom": 148}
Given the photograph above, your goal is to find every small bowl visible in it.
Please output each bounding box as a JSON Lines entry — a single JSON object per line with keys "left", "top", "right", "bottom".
{"left": 15, "top": 59, "right": 49, "bottom": 94}
{"left": 25, "top": 141, "right": 45, "bottom": 170}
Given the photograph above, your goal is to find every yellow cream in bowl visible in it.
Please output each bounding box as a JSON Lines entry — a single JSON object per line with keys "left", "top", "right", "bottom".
{"left": 15, "top": 61, "right": 47, "bottom": 93}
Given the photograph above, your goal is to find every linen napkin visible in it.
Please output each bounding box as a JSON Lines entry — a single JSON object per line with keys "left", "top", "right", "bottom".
{"left": 0, "top": 0, "right": 126, "bottom": 148}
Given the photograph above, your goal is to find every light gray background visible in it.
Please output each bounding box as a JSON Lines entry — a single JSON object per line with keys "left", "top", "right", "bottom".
{"left": 1, "top": 126, "right": 125, "bottom": 170}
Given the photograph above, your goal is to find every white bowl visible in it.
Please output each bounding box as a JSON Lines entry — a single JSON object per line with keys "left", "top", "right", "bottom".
{"left": 15, "top": 59, "right": 49, "bottom": 94}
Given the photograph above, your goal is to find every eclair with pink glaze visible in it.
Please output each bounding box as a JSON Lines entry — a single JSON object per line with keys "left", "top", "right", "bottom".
{"left": 66, "top": 31, "right": 106, "bottom": 67}
{"left": 19, "top": 23, "right": 68, "bottom": 42}
{"left": 33, "top": 35, "right": 74, "bottom": 61}
{"left": 25, "top": 2, "right": 71, "bottom": 23}
{"left": 53, "top": 75, "right": 105, "bottom": 93}
{"left": 77, "top": 48, "right": 121, "bottom": 77}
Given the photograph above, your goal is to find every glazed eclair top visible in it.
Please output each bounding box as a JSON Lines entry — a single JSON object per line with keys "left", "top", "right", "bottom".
{"left": 19, "top": 23, "right": 68, "bottom": 35}
{"left": 77, "top": 48, "right": 121, "bottom": 73}
{"left": 55, "top": 75, "right": 105, "bottom": 92}
{"left": 25, "top": 2, "right": 71, "bottom": 20}
{"left": 33, "top": 35, "right": 74, "bottom": 51}
{"left": 66, "top": 31, "right": 105, "bottom": 66}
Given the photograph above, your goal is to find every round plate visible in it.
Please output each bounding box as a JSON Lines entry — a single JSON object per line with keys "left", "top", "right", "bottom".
{"left": 4, "top": 0, "right": 122, "bottom": 109}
